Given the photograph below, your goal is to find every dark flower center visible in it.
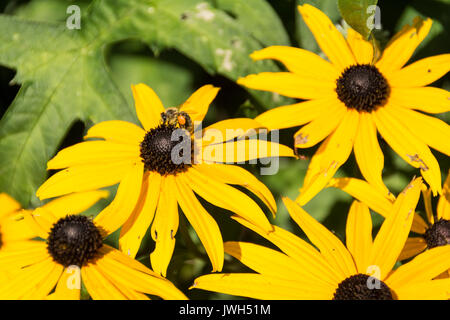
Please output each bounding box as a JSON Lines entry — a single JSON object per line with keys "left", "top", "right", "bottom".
{"left": 425, "top": 218, "right": 450, "bottom": 249}
{"left": 47, "top": 215, "right": 103, "bottom": 267}
{"left": 336, "top": 64, "right": 390, "bottom": 112}
{"left": 140, "top": 124, "right": 193, "bottom": 176}
{"left": 333, "top": 274, "right": 394, "bottom": 300}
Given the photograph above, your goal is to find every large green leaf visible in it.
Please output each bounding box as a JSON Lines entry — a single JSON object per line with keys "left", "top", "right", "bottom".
{"left": 213, "top": 0, "right": 290, "bottom": 46}
{"left": 0, "top": 0, "right": 288, "bottom": 206}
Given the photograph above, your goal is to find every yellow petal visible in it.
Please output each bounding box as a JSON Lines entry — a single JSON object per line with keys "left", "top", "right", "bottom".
{"left": 185, "top": 166, "right": 272, "bottom": 232}
{"left": 131, "top": 83, "right": 165, "bottom": 130}
{"left": 297, "top": 4, "right": 356, "bottom": 71}
{"left": 25, "top": 208, "right": 56, "bottom": 238}
{"left": 397, "top": 237, "right": 427, "bottom": 261}
{"left": 23, "top": 263, "right": 63, "bottom": 300}
{"left": 47, "top": 141, "right": 139, "bottom": 169}
{"left": 0, "top": 241, "right": 49, "bottom": 270}
{"left": 393, "top": 278, "right": 450, "bottom": 300}
{"left": 422, "top": 187, "right": 434, "bottom": 225}
{"left": 345, "top": 201, "right": 373, "bottom": 274}
{"left": 82, "top": 263, "right": 128, "bottom": 300}
{"left": 370, "top": 178, "right": 422, "bottom": 280}
{"left": 1, "top": 211, "right": 37, "bottom": 242}
{"left": 284, "top": 197, "right": 357, "bottom": 280}
{"left": 175, "top": 176, "right": 224, "bottom": 272}
{"left": 36, "top": 160, "right": 137, "bottom": 200}
{"left": 297, "top": 110, "right": 359, "bottom": 205}
{"left": 114, "top": 286, "right": 151, "bottom": 300}
{"left": 250, "top": 46, "right": 339, "bottom": 81}
{"left": 119, "top": 172, "right": 161, "bottom": 258}
{"left": 388, "top": 54, "right": 450, "bottom": 87}
{"left": 150, "top": 176, "right": 179, "bottom": 277}
{"left": 84, "top": 120, "right": 145, "bottom": 145}
{"left": 376, "top": 17, "right": 432, "bottom": 75}
{"left": 193, "top": 163, "right": 276, "bottom": 216}
{"left": 328, "top": 178, "right": 426, "bottom": 235}
{"left": 225, "top": 241, "right": 312, "bottom": 281}
{"left": 328, "top": 178, "right": 394, "bottom": 217}
{"left": 191, "top": 273, "right": 333, "bottom": 299}
{"left": 0, "top": 257, "right": 58, "bottom": 299}
{"left": 47, "top": 266, "right": 81, "bottom": 300}
{"left": 254, "top": 98, "right": 337, "bottom": 131}
{"left": 179, "top": 85, "right": 220, "bottom": 122}
{"left": 373, "top": 106, "right": 442, "bottom": 195}
{"left": 386, "top": 104, "right": 450, "bottom": 157}
{"left": 201, "top": 138, "right": 295, "bottom": 164}
{"left": 0, "top": 193, "right": 21, "bottom": 218}
{"left": 42, "top": 190, "right": 109, "bottom": 219}
{"left": 354, "top": 112, "right": 389, "bottom": 195}
{"left": 294, "top": 100, "right": 346, "bottom": 148}
{"left": 94, "top": 162, "right": 144, "bottom": 235}
{"left": 232, "top": 215, "right": 340, "bottom": 287}
{"left": 387, "top": 245, "right": 450, "bottom": 287}
{"left": 389, "top": 86, "right": 450, "bottom": 114}
{"left": 200, "top": 118, "right": 265, "bottom": 147}
{"left": 83, "top": 263, "right": 136, "bottom": 300}
{"left": 98, "top": 246, "right": 187, "bottom": 300}
{"left": 411, "top": 213, "right": 429, "bottom": 235}
{"left": 237, "top": 72, "right": 336, "bottom": 99}
{"left": 346, "top": 28, "right": 373, "bottom": 64}
{"left": 100, "top": 245, "right": 158, "bottom": 275}
{"left": 437, "top": 170, "right": 450, "bottom": 220}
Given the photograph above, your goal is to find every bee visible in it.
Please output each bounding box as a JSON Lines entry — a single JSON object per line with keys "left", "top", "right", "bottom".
{"left": 161, "top": 107, "right": 194, "bottom": 133}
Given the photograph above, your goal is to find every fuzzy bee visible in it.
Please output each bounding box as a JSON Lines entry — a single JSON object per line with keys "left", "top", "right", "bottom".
{"left": 161, "top": 107, "right": 194, "bottom": 133}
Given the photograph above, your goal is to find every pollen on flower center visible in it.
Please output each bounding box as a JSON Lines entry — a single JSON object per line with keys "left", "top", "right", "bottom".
{"left": 336, "top": 64, "right": 390, "bottom": 112}
{"left": 333, "top": 274, "right": 394, "bottom": 300}
{"left": 47, "top": 215, "right": 103, "bottom": 267}
{"left": 140, "top": 124, "right": 193, "bottom": 176}
{"left": 424, "top": 218, "right": 450, "bottom": 249}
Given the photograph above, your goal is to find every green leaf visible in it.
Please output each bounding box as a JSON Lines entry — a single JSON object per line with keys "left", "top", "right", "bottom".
{"left": 0, "top": 0, "right": 289, "bottom": 205}
{"left": 337, "top": 0, "right": 378, "bottom": 39}
{"left": 109, "top": 52, "right": 198, "bottom": 109}
{"left": 213, "top": 0, "right": 290, "bottom": 46}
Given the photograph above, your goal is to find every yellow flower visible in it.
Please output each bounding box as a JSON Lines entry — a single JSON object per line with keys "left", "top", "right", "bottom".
{"left": 36, "top": 84, "right": 295, "bottom": 276}
{"left": 237, "top": 4, "right": 450, "bottom": 205}
{"left": 0, "top": 191, "right": 187, "bottom": 300}
{"left": 192, "top": 178, "right": 450, "bottom": 299}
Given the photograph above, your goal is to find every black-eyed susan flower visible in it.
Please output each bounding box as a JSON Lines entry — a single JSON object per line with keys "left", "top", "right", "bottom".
{"left": 237, "top": 4, "right": 450, "bottom": 205}
{"left": 192, "top": 178, "right": 450, "bottom": 300}
{"left": 0, "top": 191, "right": 187, "bottom": 300}
{"left": 36, "top": 84, "right": 295, "bottom": 276}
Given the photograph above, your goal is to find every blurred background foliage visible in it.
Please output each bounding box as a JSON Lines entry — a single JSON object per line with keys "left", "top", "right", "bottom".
{"left": 0, "top": 0, "right": 449, "bottom": 299}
